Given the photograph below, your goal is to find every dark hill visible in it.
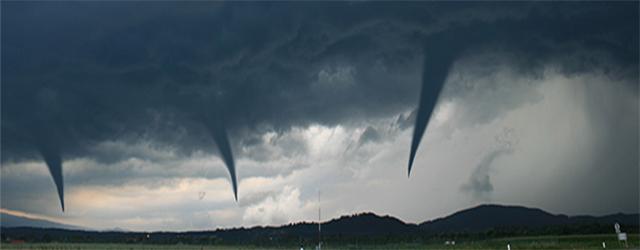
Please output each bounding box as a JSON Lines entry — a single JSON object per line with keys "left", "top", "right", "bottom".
{"left": 419, "top": 204, "right": 638, "bottom": 233}
{"left": 209, "top": 212, "right": 420, "bottom": 242}
{"left": 322, "top": 212, "right": 419, "bottom": 235}
{"left": 419, "top": 204, "right": 568, "bottom": 232}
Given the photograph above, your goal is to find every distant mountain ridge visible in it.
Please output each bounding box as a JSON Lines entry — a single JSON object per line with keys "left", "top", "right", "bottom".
{"left": 0, "top": 205, "right": 640, "bottom": 241}
{"left": 146, "top": 204, "right": 638, "bottom": 243}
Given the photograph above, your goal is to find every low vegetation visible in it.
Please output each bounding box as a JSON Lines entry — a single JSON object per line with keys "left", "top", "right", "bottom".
{"left": 1, "top": 234, "right": 638, "bottom": 250}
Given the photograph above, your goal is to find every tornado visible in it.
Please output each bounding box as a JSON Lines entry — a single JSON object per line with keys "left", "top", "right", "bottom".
{"left": 408, "top": 43, "right": 458, "bottom": 176}
{"left": 205, "top": 117, "right": 238, "bottom": 201}
{"left": 35, "top": 140, "right": 65, "bottom": 212}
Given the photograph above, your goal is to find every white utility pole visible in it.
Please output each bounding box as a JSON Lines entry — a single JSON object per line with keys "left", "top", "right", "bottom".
{"left": 317, "top": 190, "right": 322, "bottom": 250}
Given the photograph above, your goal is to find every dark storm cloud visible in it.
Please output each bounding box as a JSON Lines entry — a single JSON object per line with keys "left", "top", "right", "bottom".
{"left": 406, "top": 2, "right": 639, "bottom": 175}
{"left": 2, "top": 2, "right": 637, "bottom": 210}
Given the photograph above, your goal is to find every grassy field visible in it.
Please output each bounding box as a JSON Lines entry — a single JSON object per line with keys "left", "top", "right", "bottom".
{"left": 1, "top": 234, "right": 638, "bottom": 249}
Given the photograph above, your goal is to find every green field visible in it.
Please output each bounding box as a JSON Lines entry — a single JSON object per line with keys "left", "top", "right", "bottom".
{"left": 1, "top": 234, "right": 638, "bottom": 250}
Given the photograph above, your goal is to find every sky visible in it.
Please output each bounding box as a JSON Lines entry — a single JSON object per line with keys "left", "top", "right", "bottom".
{"left": 1, "top": 2, "right": 638, "bottom": 232}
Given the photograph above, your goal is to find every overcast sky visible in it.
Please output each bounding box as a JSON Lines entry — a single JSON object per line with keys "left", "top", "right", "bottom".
{"left": 1, "top": 2, "right": 638, "bottom": 231}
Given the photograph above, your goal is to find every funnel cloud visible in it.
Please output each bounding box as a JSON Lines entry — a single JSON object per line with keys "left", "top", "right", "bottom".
{"left": 34, "top": 139, "right": 65, "bottom": 212}
{"left": 205, "top": 119, "right": 238, "bottom": 201}
{"left": 408, "top": 41, "right": 458, "bottom": 176}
